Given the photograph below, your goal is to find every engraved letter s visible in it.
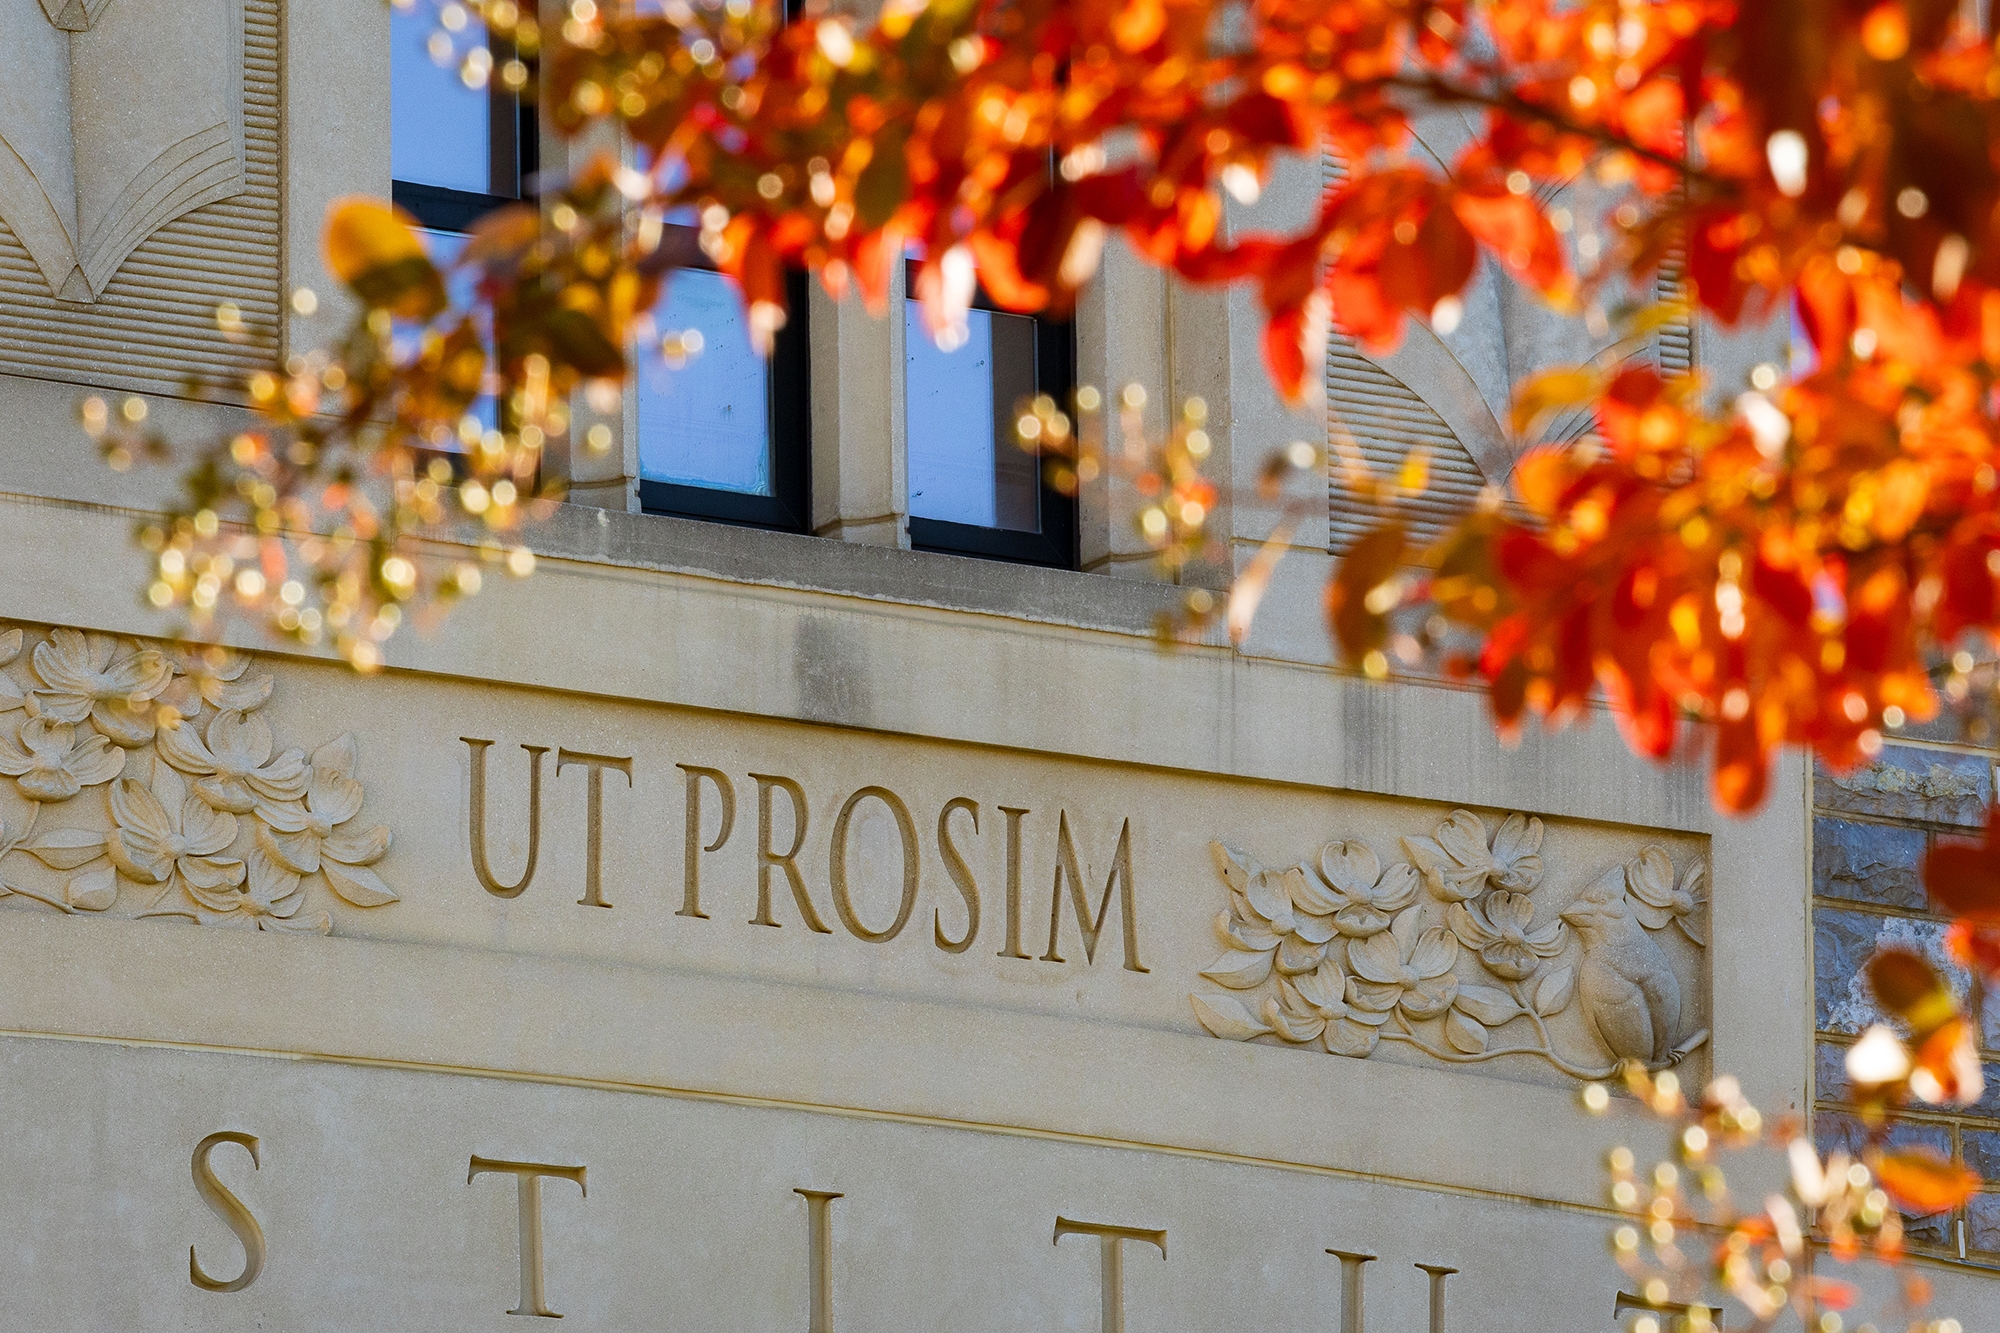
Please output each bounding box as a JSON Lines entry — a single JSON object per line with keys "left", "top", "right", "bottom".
{"left": 189, "top": 1132, "right": 265, "bottom": 1293}
{"left": 465, "top": 738, "right": 549, "bottom": 899}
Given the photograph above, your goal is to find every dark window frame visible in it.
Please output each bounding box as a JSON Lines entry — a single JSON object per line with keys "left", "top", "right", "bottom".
{"left": 637, "top": 0, "right": 814, "bottom": 532}
{"left": 902, "top": 258, "right": 1077, "bottom": 570}
{"left": 390, "top": 28, "right": 813, "bottom": 532}
{"left": 635, "top": 225, "right": 813, "bottom": 533}
{"left": 390, "top": 34, "right": 536, "bottom": 482}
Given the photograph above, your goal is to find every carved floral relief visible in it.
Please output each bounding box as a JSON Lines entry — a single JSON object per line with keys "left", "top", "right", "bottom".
{"left": 1190, "top": 810, "right": 1708, "bottom": 1080}
{"left": 0, "top": 625, "right": 396, "bottom": 932}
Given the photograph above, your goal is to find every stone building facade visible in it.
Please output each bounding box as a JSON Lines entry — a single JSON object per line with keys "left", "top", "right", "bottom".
{"left": 1812, "top": 742, "right": 2000, "bottom": 1261}
{"left": 0, "top": 1, "right": 1993, "bottom": 1327}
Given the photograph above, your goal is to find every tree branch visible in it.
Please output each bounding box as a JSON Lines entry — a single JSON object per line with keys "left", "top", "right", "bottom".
{"left": 1380, "top": 71, "right": 1724, "bottom": 191}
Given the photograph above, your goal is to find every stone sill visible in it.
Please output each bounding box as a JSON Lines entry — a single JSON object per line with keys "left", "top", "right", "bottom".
{"left": 452, "top": 499, "right": 1223, "bottom": 645}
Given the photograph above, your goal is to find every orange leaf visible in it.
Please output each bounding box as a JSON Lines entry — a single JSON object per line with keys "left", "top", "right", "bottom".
{"left": 1510, "top": 445, "right": 1583, "bottom": 516}
{"left": 1451, "top": 189, "right": 1567, "bottom": 293}
{"left": 1874, "top": 1148, "right": 1979, "bottom": 1215}
{"left": 1620, "top": 79, "right": 1687, "bottom": 157}
{"left": 1110, "top": 0, "right": 1165, "bottom": 51}
{"left": 1325, "top": 522, "right": 1407, "bottom": 664}
{"left": 1713, "top": 714, "right": 1768, "bottom": 812}
{"left": 1429, "top": 512, "right": 1511, "bottom": 628}
{"left": 1910, "top": 1017, "right": 1984, "bottom": 1107}
{"left": 1947, "top": 919, "right": 2000, "bottom": 977}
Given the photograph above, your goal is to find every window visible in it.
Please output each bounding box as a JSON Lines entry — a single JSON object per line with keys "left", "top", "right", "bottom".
{"left": 390, "top": 8, "right": 810, "bottom": 528}
{"left": 389, "top": 7, "right": 535, "bottom": 231}
{"left": 903, "top": 260, "right": 1076, "bottom": 567}
{"left": 390, "top": 11, "right": 533, "bottom": 453}
{"left": 635, "top": 226, "right": 812, "bottom": 531}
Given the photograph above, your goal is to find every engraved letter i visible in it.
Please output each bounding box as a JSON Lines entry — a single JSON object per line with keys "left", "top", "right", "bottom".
{"left": 795, "top": 1189, "right": 842, "bottom": 1333}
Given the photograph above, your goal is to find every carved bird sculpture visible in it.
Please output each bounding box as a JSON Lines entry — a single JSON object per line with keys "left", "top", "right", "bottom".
{"left": 1560, "top": 866, "right": 1683, "bottom": 1066}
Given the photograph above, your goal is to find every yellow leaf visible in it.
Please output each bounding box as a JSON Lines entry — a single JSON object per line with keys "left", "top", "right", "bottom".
{"left": 1511, "top": 365, "right": 1605, "bottom": 440}
{"left": 1866, "top": 948, "right": 1958, "bottom": 1037}
{"left": 1325, "top": 522, "right": 1406, "bottom": 664}
{"left": 1873, "top": 459, "right": 1929, "bottom": 542}
{"left": 323, "top": 196, "right": 445, "bottom": 320}
{"left": 1399, "top": 447, "right": 1431, "bottom": 495}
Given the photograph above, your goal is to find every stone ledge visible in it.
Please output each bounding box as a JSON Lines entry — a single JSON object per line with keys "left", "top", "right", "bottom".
{"left": 448, "top": 501, "right": 1213, "bottom": 643}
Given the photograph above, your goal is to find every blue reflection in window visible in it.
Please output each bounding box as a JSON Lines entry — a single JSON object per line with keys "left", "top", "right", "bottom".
{"left": 906, "top": 308, "right": 997, "bottom": 526}
{"left": 391, "top": 8, "right": 489, "bottom": 194}
{"left": 416, "top": 229, "right": 496, "bottom": 446}
{"left": 905, "top": 304, "right": 1040, "bottom": 530}
{"left": 638, "top": 270, "right": 772, "bottom": 494}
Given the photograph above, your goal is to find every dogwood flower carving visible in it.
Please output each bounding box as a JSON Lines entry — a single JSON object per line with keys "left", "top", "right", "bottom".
{"left": 1447, "top": 889, "right": 1565, "bottom": 981}
{"left": 0, "top": 629, "right": 24, "bottom": 713}
{"left": 255, "top": 735, "right": 397, "bottom": 908}
{"left": 31, "top": 628, "right": 176, "bottom": 746}
{"left": 1626, "top": 847, "right": 1709, "bottom": 946}
{"left": 181, "top": 844, "right": 330, "bottom": 934}
{"left": 1401, "top": 810, "right": 1544, "bottom": 902}
{"left": 1191, "top": 809, "right": 1709, "bottom": 1081}
{"left": 0, "top": 621, "right": 398, "bottom": 934}
{"left": 1262, "top": 959, "right": 1385, "bottom": 1057}
{"left": 155, "top": 709, "right": 309, "bottom": 813}
{"left": 1347, "top": 907, "right": 1460, "bottom": 1020}
{"left": 166, "top": 647, "right": 274, "bottom": 715}
{"left": 0, "top": 717, "right": 126, "bottom": 801}
{"left": 106, "top": 766, "right": 244, "bottom": 895}
{"left": 1306, "top": 841, "right": 1420, "bottom": 938}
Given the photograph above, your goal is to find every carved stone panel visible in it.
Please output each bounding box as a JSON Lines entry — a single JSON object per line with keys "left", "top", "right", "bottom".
{"left": 1190, "top": 808, "right": 1710, "bottom": 1082}
{"left": 0, "top": 626, "right": 396, "bottom": 931}
{"left": 0, "top": 0, "right": 278, "bottom": 396}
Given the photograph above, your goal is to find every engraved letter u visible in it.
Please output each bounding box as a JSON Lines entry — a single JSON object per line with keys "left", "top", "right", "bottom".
{"left": 464, "top": 738, "right": 550, "bottom": 899}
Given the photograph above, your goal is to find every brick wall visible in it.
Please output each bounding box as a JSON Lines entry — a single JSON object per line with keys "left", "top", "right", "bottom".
{"left": 1812, "top": 740, "right": 2000, "bottom": 1262}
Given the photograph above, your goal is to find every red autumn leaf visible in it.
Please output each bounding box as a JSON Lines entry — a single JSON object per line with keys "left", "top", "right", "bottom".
{"left": 1947, "top": 919, "right": 2000, "bottom": 978}
{"left": 1378, "top": 199, "right": 1478, "bottom": 320}
{"left": 1262, "top": 302, "right": 1313, "bottom": 404}
{"left": 1450, "top": 187, "right": 1567, "bottom": 294}
{"left": 1924, "top": 807, "right": 2000, "bottom": 923}
{"left": 1602, "top": 656, "right": 1678, "bottom": 760}
{"left": 1222, "top": 91, "right": 1311, "bottom": 152}
{"left": 1874, "top": 1149, "right": 1981, "bottom": 1215}
{"left": 1750, "top": 557, "right": 1813, "bottom": 629}
{"left": 1803, "top": 1276, "right": 1858, "bottom": 1312}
